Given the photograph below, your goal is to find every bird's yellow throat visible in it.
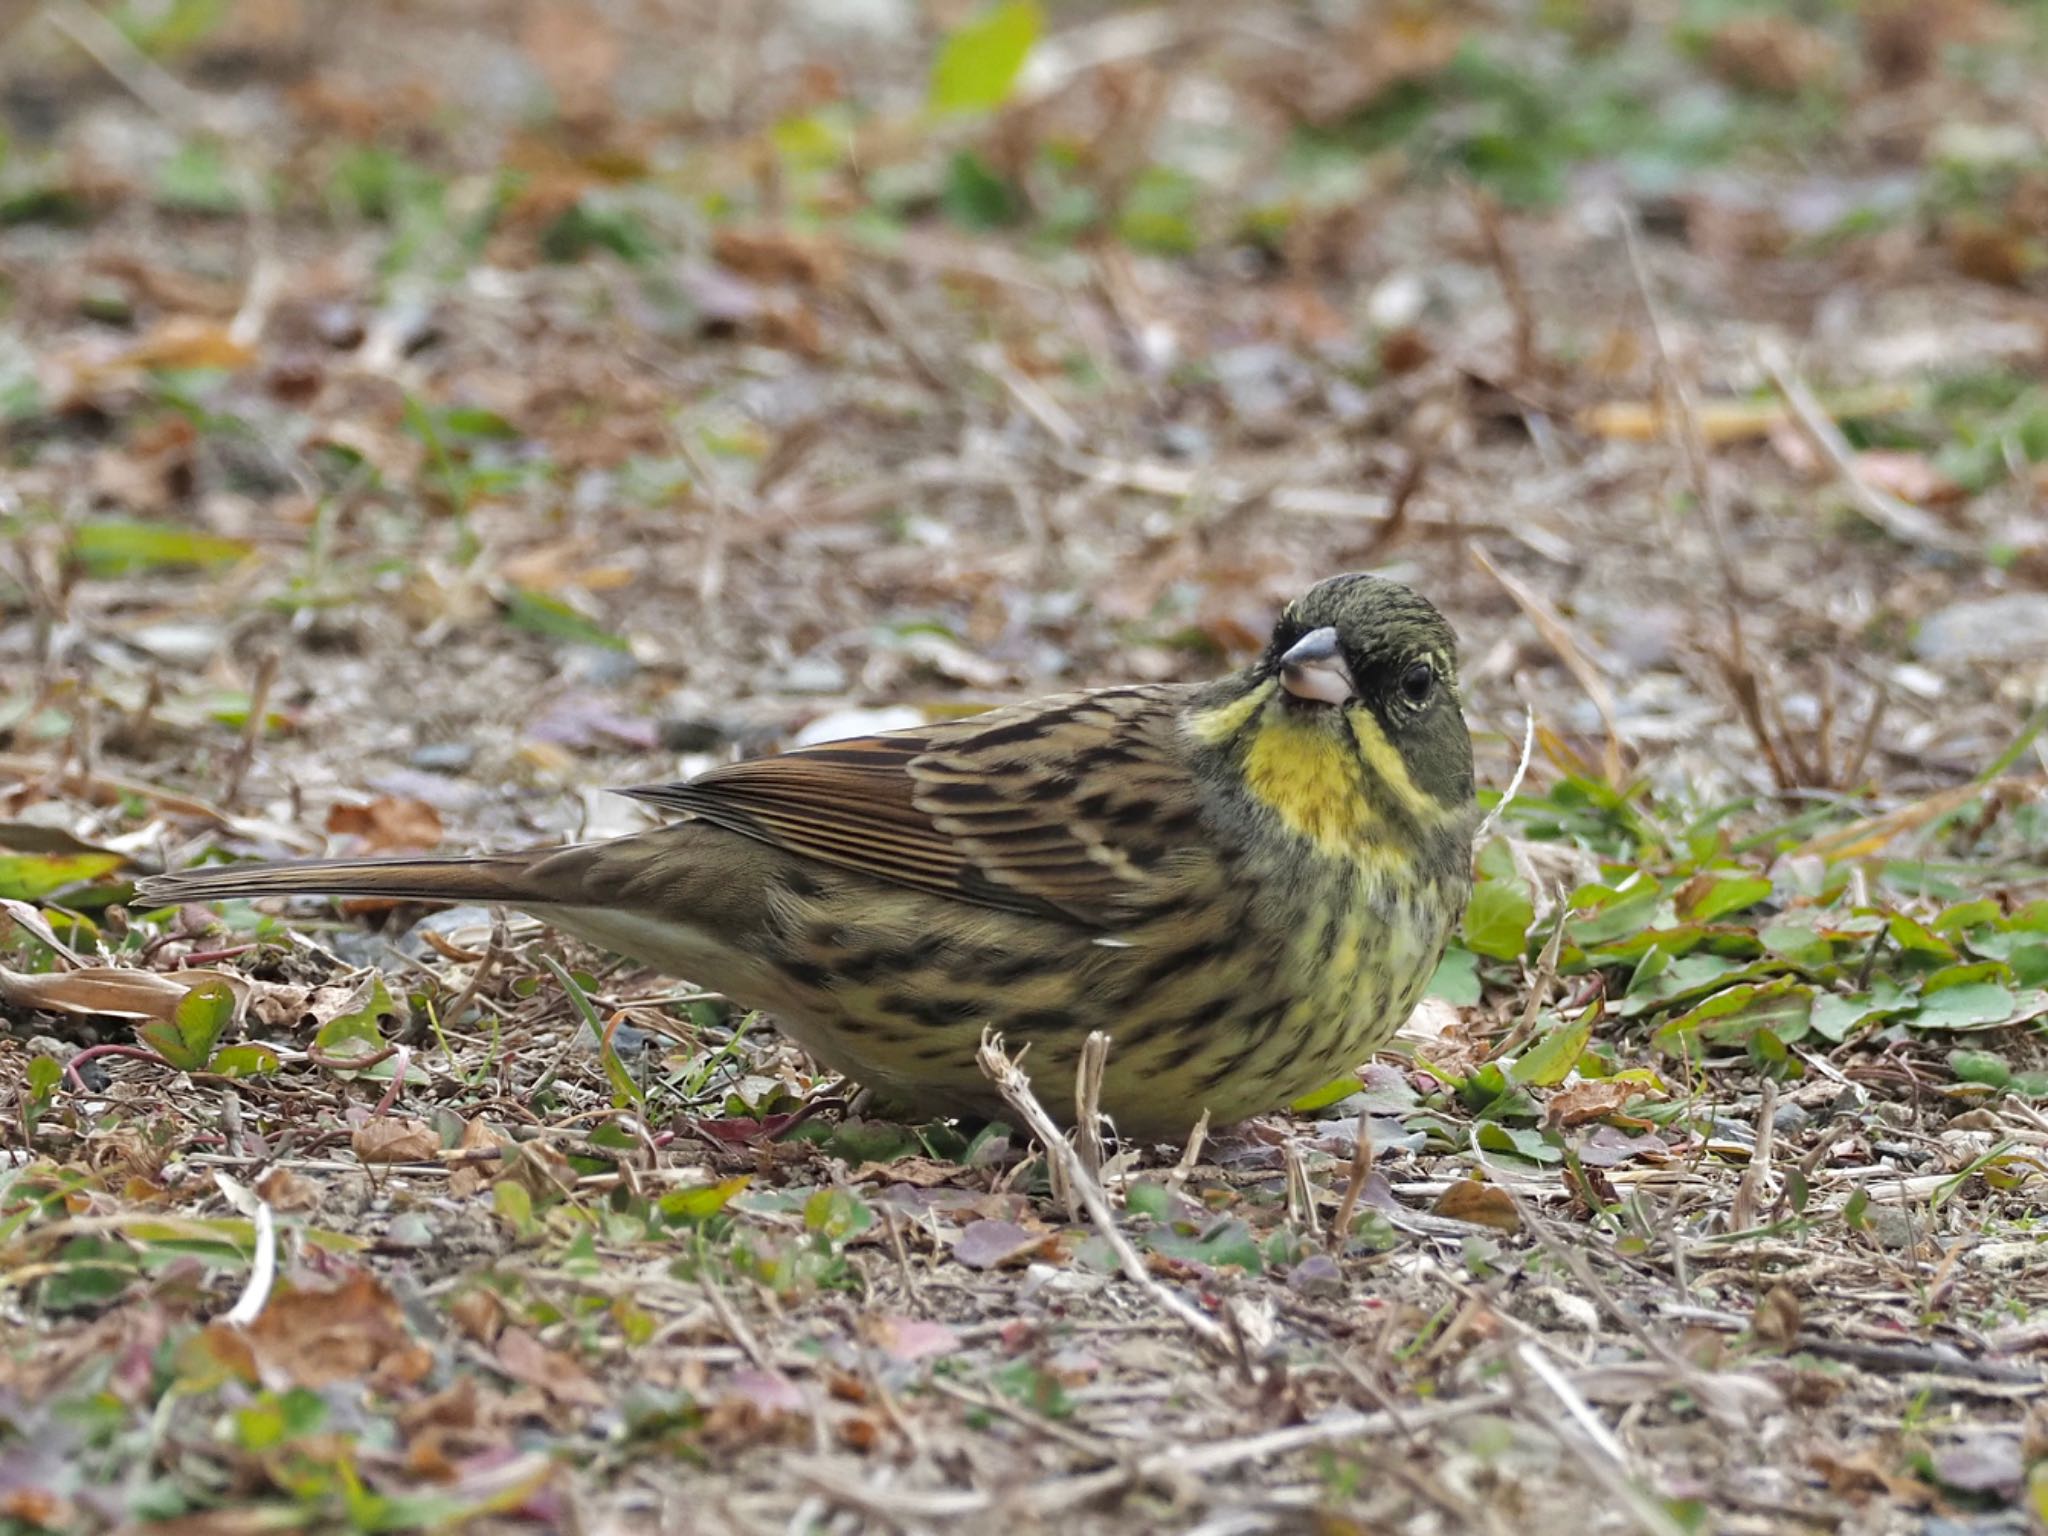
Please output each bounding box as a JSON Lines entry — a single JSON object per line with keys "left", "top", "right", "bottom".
{"left": 1187, "top": 683, "right": 1459, "bottom": 866}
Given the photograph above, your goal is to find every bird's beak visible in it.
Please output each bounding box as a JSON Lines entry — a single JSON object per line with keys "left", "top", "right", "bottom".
{"left": 1278, "top": 627, "right": 1358, "bottom": 706}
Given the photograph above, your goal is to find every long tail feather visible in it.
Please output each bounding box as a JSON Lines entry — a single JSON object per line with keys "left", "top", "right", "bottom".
{"left": 134, "top": 854, "right": 547, "bottom": 907}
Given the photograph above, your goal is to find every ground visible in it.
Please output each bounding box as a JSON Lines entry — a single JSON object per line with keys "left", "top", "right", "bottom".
{"left": 2, "top": 1, "right": 2047, "bottom": 1532}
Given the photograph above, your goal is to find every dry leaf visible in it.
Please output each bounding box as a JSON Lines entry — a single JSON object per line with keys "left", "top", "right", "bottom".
{"left": 712, "top": 226, "right": 844, "bottom": 288}
{"left": 1751, "top": 1284, "right": 1801, "bottom": 1351}
{"left": 496, "top": 1327, "right": 607, "bottom": 1408}
{"left": 123, "top": 316, "right": 258, "bottom": 373}
{"left": 0, "top": 964, "right": 247, "bottom": 1023}
{"left": 253, "top": 1165, "right": 322, "bottom": 1213}
{"left": 519, "top": 0, "right": 621, "bottom": 120}
{"left": 449, "top": 1287, "right": 506, "bottom": 1346}
{"left": 1432, "top": 1180, "right": 1521, "bottom": 1232}
{"left": 352, "top": 1117, "right": 439, "bottom": 1164}
{"left": 1543, "top": 1077, "right": 1642, "bottom": 1129}
{"left": 326, "top": 795, "right": 443, "bottom": 852}
{"left": 243, "top": 1270, "right": 433, "bottom": 1391}
{"left": 448, "top": 1118, "right": 509, "bottom": 1198}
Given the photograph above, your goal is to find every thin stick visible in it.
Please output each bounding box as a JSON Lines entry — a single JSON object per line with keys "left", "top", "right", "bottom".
{"left": 977, "top": 1030, "right": 1229, "bottom": 1355}
{"left": 1474, "top": 707, "right": 1535, "bottom": 845}
{"left": 222, "top": 651, "right": 278, "bottom": 809}
{"left": 1327, "top": 1107, "right": 1373, "bottom": 1253}
{"left": 1760, "top": 343, "right": 1966, "bottom": 552}
{"left": 1073, "top": 1030, "right": 1110, "bottom": 1186}
{"left": 1471, "top": 543, "right": 1623, "bottom": 786}
{"left": 1517, "top": 1341, "right": 1691, "bottom": 1536}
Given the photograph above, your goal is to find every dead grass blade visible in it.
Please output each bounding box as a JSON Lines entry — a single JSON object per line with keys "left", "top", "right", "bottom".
{"left": 1471, "top": 544, "right": 1624, "bottom": 786}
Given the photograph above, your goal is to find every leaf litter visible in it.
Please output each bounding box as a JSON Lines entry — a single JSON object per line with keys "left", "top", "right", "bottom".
{"left": 3, "top": 1, "right": 2048, "bottom": 1533}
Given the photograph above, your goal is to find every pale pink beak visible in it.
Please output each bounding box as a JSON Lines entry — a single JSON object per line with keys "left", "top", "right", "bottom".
{"left": 1278, "top": 627, "right": 1357, "bottom": 706}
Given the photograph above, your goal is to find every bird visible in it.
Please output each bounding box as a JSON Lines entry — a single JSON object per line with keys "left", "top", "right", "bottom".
{"left": 136, "top": 573, "right": 1478, "bottom": 1140}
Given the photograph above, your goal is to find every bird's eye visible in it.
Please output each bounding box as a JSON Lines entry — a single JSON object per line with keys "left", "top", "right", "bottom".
{"left": 1399, "top": 661, "right": 1434, "bottom": 705}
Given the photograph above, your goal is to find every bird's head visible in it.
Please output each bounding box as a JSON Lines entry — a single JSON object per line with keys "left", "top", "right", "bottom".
{"left": 1190, "top": 573, "right": 1476, "bottom": 827}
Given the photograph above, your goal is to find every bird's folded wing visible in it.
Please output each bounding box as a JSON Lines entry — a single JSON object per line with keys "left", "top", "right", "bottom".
{"left": 618, "top": 687, "right": 1210, "bottom": 927}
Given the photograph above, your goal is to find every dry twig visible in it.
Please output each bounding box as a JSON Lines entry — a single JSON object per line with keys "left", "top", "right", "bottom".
{"left": 976, "top": 1030, "right": 1230, "bottom": 1355}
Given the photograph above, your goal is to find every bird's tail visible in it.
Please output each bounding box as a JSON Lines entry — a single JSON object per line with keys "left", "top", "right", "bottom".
{"left": 134, "top": 854, "right": 549, "bottom": 908}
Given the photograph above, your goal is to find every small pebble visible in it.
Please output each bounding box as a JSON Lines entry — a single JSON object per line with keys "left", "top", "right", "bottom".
{"left": 410, "top": 742, "right": 476, "bottom": 773}
{"left": 1770, "top": 1101, "right": 1812, "bottom": 1138}
{"left": 784, "top": 655, "right": 849, "bottom": 694}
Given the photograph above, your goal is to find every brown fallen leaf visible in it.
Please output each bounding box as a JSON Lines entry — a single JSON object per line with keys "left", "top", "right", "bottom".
{"left": 326, "top": 795, "right": 444, "bottom": 852}
{"left": 242, "top": 1270, "right": 434, "bottom": 1391}
{"left": 123, "top": 316, "right": 259, "bottom": 373}
{"left": 1751, "top": 1284, "right": 1802, "bottom": 1351}
{"left": 253, "top": 1165, "right": 322, "bottom": 1213}
{"left": 1432, "top": 1179, "right": 1521, "bottom": 1232}
{"left": 352, "top": 1117, "right": 439, "bottom": 1164}
{"left": 495, "top": 1326, "right": 607, "bottom": 1409}
{"left": 0, "top": 964, "right": 248, "bottom": 1023}
{"left": 448, "top": 1118, "right": 509, "bottom": 1198}
{"left": 713, "top": 226, "right": 844, "bottom": 288}
{"left": 1543, "top": 1077, "right": 1644, "bottom": 1129}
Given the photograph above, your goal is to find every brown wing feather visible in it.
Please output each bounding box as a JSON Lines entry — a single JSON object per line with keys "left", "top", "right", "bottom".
{"left": 619, "top": 685, "right": 1210, "bottom": 926}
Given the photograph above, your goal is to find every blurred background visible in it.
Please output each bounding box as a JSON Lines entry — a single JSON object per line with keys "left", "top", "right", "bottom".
{"left": 6, "top": 8, "right": 2048, "bottom": 1531}
{"left": 2, "top": 0, "right": 2044, "bottom": 848}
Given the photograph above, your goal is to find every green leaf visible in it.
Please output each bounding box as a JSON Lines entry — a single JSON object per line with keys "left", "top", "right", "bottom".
{"left": 1686, "top": 874, "right": 1774, "bottom": 922}
{"left": 1124, "top": 1182, "right": 1172, "bottom": 1219}
{"left": 1290, "top": 1075, "right": 1364, "bottom": 1114}
{"left": 1117, "top": 166, "right": 1200, "bottom": 255}
{"left": 493, "top": 1180, "right": 535, "bottom": 1235}
{"left": 1760, "top": 916, "right": 1834, "bottom": 968}
{"left": 1911, "top": 982, "right": 2017, "bottom": 1032}
{"left": 1474, "top": 1122, "right": 1561, "bottom": 1164}
{"left": 1808, "top": 981, "right": 1911, "bottom": 1043}
{"left": 929, "top": 0, "right": 1040, "bottom": 115}
{"left": 70, "top": 519, "right": 252, "bottom": 575}
{"left": 1948, "top": 1049, "right": 2011, "bottom": 1089}
{"left": 137, "top": 977, "right": 236, "bottom": 1071}
{"left": 1146, "top": 1217, "right": 1264, "bottom": 1274}
{"left": 313, "top": 978, "right": 395, "bottom": 1059}
{"left": 1887, "top": 911, "right": 1957, "bottom": 962}
{"left": 0, "top": 850, "right": 124, "bottom": 901}
{"left": 1463, "top": 878, "right": 1534, "bottom": 961}
{"left": 1508, "top": 1004, "right": 1594, "bottom": 1087}
{"left": 543, "top": 955, "right": 643, "bottom": 1107}
{"left": 503, "top": 587, "right": 628, "bottom": 651}
{"left": 1933, "top": 899, "right": 2002, "bottom": 935}
{"left": 1426, "top": 944, "right": 1480, "bottom": 1004}
{"left": 803, "top": 1188, "right": 873, "bottom": 1241}
{"left": 941, "top": 150, "right": 1024, "bottom": 228}
{"left": 210, "top": 1043, "right": 280, "bottom": 1077}
{"left": 156, "top": 142, "right": 239, "bottom": 213}
{"left": 659, "top": 1176, "right": 749, "bottom": 1224}
{"left": 1652, "top": 980, "right": 1814, "bottom": 1052}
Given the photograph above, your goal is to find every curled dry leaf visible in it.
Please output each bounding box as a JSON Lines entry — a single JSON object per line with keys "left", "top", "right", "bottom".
{"left": 496, "top": 1327, "right": 607, "bottom": 1409}
{"left": 870, "top": 1315, "right": 961, "bottom": 1364}
{"left": 1750, "top": 1284, "right": 1802, "bottom": 1351}
{"left": 1432, "top": 1179, "right": 1521, "bottom": 1232}
{"left": 242, "top": 1270, "right": 433, "bottom": 1392}
{"left": 0, "top": 964, "right": 248, "bottom": 1023}
{"left": 326, "top": 795, "right": 444, "bottom": 852}
{"left": 351, "top": 1117, "right": 440, "bottom": 1164}
{"left": 448, "top": 1117, "right": 510, "bottom": 1198}
{"left": 953, "top": 1218, "right": 1054, "bottom": 1270}
{"left": 1542, "top": 1076, "right": 1646, "bottom": 1129}
{"left": 253, "top": 1165, "right": 323, "bottom": 1213}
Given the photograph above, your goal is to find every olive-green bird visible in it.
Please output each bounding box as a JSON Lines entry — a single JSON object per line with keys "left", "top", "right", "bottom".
{"left": 136, "top": 574, "right": 1477, "bottom": 1139}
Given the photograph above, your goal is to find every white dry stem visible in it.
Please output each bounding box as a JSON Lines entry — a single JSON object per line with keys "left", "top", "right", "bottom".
{"left": 1475, "top": 705, "right": 1537, "bottom": 846}
{"left": 1759, "top": 342, "right": 1968, "bottom": 553}
{"left": 214, "top": 1173, "right": 277, "bottom": 1327}
{"left": 977, "top": 1030, "right": 1229, "bottom": 1355}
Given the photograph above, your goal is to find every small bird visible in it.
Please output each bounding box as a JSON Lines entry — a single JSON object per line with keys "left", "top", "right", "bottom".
{"left": 137, "top": 574, "right": 1477, "bottom": 1139}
